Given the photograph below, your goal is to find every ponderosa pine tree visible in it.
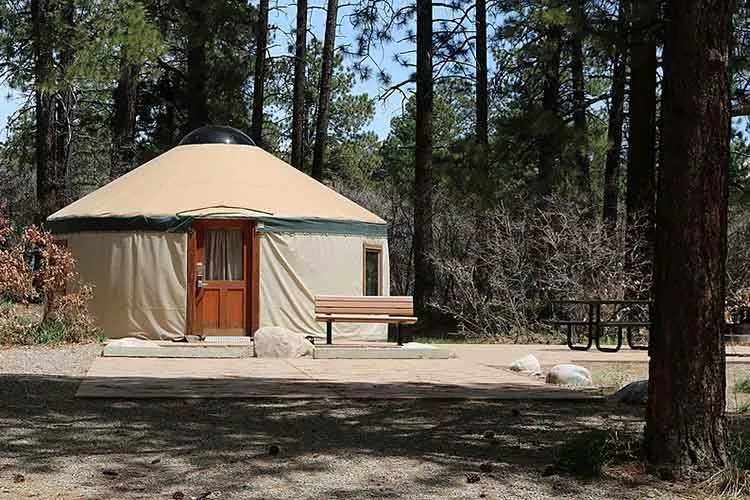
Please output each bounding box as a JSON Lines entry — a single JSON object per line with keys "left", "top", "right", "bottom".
{"left": 645, "top": 0, "right": 732, "bottom": 479}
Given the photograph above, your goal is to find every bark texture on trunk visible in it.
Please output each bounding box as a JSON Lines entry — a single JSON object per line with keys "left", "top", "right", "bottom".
{"left": 32, "top": 0, "right": 57, "bottom": 224}
{"left": 413, "top": 0, "right": 434, "bottom": 321}
{"left": 571, "top": 0, "right": 591, "bottom": 196}
{"left": 312, "top": 0, "right": 338, "bottom": 181}
{"left": 626, "top": 0, "right": 657, "bottom": 292}
{"left": 111, "top": 57, "right": 140, "bottom": 179}
{"left": 537, "top": 27, "right": 562, "bottom": 196}
{"left": 602, "top": 2, "right": 628, "bottom": 230}
{"left": 291, "top": 0, "right": 308, "bottom": 169}
{"left": 645, "top": 0, "right": 731, "bottom": 480}
{"left": 186, "top": 0, "right": 209, "bottom": 131}
{"left": 251, "top": 0, "right": 269, "bottom": 148}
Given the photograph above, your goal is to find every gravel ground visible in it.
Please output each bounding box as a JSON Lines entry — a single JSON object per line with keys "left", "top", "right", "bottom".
{"left": 0, "top": 344, "right": 718, "bottom": 500}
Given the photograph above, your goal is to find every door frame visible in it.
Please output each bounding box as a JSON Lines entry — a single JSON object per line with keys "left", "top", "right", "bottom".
{"left": 186, "top": 219, "right": 260, "bottom": 336}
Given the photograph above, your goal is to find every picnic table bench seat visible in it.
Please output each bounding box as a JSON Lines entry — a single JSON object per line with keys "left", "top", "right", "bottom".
{"left": 314, "top": 295, "right": 418, "bottom": 345}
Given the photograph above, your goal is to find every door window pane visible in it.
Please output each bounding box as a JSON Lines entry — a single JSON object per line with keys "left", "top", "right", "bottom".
{"left": 205, "top": 229, "right": 243, "bottom": 280}
{"left": 365, "top": 248, "right": 381, "bottom": 296}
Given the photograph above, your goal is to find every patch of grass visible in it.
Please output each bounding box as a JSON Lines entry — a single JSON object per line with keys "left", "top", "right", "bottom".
{"left": 705, "top": 427, "right": 750, "bottom": 497}
{"left": 553, "top": 430, "right": 609, "bottom": 478}
{"left": 552, "top": 429, "right": 640, "bottom": 479}
{"left": 0, "top": 304, "right": 101, "bottom": 346}
{"left": 410, "top": 336, "right": 484, "bottom": 344}
{"left": 36, "top": 320, "right": 70, "bottom": 345}
{"left": 736, "top": 379, "right": 750, "bottom": 394}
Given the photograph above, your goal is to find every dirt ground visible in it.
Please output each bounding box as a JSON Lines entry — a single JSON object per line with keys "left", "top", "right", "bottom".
{"left": 0, "top": 344, "right": 743, "bottom": 500}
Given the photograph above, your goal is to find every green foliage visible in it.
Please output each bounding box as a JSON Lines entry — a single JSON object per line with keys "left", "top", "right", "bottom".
{"left": 735, "top": 378, "right": 750, "bottom": 394}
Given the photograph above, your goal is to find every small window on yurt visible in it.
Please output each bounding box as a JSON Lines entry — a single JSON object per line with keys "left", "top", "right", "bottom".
{"left": 363, "top": 244, "right": 382, "bottom": 296}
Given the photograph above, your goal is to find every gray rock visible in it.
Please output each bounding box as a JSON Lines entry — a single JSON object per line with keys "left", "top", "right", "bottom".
{"left": 253, "top": 327, "right": 314, "bottom": 358}
{"left": 510, "top": 354, "right": 541, "bottom": 373}
{"left": 545, "top": 364, "right": 592, "bottom": 386}
{"left": 615, "top": 379, "right": 648, "bottom": 405}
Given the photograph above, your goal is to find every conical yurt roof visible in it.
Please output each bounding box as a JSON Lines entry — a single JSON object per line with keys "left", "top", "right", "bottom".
{"left": 47, "top": 138, "right": 386, "bottom": 234}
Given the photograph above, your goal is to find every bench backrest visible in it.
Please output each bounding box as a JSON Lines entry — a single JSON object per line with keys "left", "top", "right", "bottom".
{"left": 314, "top": 295, "right": 414, "bottom": 316}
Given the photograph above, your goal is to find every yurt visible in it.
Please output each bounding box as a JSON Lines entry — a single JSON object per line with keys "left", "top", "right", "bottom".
{"left": 45, "top": 126, "right": 390, "bottom": 341}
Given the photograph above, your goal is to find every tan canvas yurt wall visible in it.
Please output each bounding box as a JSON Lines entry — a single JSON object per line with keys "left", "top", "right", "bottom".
{"left": 259, "top": 232, "right": 390, "bottom": 340}
{"left": 61, "top": 231, "right": 188, "bottom": 339}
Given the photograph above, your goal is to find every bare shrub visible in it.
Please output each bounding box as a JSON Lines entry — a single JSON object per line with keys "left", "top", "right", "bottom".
{"left": 432, "top": 197, "right": 651, "bottom": 341}
{"left": 727, "top": 212, "right": 750, "bottom": 321}
{"left": 0, "top": 210, "right": 99, "bottom": 345}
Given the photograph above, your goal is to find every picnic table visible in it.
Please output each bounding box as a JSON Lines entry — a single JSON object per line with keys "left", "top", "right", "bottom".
{"left": 547, "top": 299, "right": 652, "bottom": 353}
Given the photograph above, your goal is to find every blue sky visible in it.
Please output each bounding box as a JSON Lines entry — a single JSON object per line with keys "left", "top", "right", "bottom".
{"left": 0, "top": 1, "right": 415, "bottom": 141}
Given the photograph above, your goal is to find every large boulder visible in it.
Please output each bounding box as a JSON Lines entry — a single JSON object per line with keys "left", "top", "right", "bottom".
{"left": 254, "top": 327, "right": 314, "bottom": 358}
{"left": 545, "top": 364, "right": 592, "bottom": 386}
{"left": 615, "top": 379, "right": 648, "bottom": 405}
{"left": 510, "top": 354, "right": 541, "bottom": 374}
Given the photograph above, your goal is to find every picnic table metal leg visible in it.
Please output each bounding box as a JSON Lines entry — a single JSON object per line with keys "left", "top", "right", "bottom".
{"left": 567, "top": 304, "right": 593, "bottom": 351}
{"left": 595, "top": 305, "right": 622, "bottom": 353}
{"left": 397, "top": 324, "right": 403, "bottom": 346}
{"left": 326, "top": 320, "right": 332, "bottom": 344}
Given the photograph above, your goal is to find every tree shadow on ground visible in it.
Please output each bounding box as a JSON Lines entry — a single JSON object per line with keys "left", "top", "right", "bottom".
{"left": 0, "top": 374, "right": 650, "bottom": 499}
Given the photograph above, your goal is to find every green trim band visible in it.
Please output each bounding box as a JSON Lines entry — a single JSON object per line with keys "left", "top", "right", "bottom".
{"left": 45, "top": 216, "right": 189, "bottom": 234}
{"left": 256, "top": 217, "right": 387, "bottom": 237}
{"left": 46, "top": 215, "right": 388, "bottom": 238}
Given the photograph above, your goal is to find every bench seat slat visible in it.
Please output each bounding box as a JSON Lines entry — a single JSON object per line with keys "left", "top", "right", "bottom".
{"left": 315, "top": 305, "right": 414, "bottom": 315}
{"left": 316, "top": 314, "right": 417, "bottom": 324}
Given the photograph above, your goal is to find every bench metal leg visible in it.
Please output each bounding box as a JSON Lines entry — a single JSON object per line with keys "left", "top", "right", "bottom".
{"left": 326, "top": 320, "right": 332, "bottom": 345}
{"left": 397, "top": 323, "right": 403, "bottom": 346}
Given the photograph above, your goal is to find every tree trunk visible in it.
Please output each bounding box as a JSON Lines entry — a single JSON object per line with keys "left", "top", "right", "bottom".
{"left": 626, "top": 0, "right": 657, "bottom": 293}
{"left": 413, "top": 0, "right": 434, "bottom": 323}
{"left": 602, "top": 2, "right": 628, "bottom": 230}
{"left": 645, "top": 0, "right": 731, "bottom": 479}
{"left": 111, "top": 56, "right": 140, "bottom": 179}
{"left": 32, "top": 0, "right": 56, "bottom": 225}
{"left": 475, "top": 0, "right": 488, "bottom": 194}
{"left": 537, "top": 27, "right": 562, "bottom": 196}
{"left": 53, "top": 0, "right": 75, "bottom": 210}
{"left": 473, "top": 0, "right": 491, "bottom": 298}
{"left": 571, "top": 0, "right": 591, "bottom": 196}
{"left": 250, "top": 0, "right": 269, "bottom": 148}
{"left": 186, "top": 0, "right": 209, "bottom": 131}
{"left": 291, "top": 0, "right": 308, "bottom": 169}
{"left": 311, "top": 0, "right": 338, "bottom": 181}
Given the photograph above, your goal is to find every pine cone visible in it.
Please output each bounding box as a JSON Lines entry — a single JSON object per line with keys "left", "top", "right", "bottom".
{"left": 465, "top": 472, "right": 480, "bottom": 484}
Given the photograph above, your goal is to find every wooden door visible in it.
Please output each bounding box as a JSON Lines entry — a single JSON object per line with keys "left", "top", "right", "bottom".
{"left": 193, "top": 221, "right": 250, "bottom": 335}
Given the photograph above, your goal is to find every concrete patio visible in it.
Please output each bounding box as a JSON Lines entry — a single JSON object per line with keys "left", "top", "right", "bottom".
{"left": 76, "top": 344, "right": 750, "bottom": 400}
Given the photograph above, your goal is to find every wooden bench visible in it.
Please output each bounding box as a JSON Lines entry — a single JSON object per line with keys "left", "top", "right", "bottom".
{"left": 314, "top": 295, "right": 418, "bottom": 345}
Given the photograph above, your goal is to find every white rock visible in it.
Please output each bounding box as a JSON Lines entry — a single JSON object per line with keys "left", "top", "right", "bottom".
{"left": 615, "top": 379, "right": 648, "bottom": 405}
{"left": 401, "top": 342, "right": 436, "bottom": 349}
{"left": 107, "top": 338, "right": 160, "bottom": 348}
{"left": 510, "top": 354, "right": 541, "bottom": 373}
{"left": 545, "top": 364, "right": 592, "bottom": 386}
{"left": 254, "top": 327, "right": 314, "bottom": 358}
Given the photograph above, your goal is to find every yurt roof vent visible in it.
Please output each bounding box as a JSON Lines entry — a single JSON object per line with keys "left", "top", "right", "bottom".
{"left": 178, "top": 125, "right": 256, "bottom": 146}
